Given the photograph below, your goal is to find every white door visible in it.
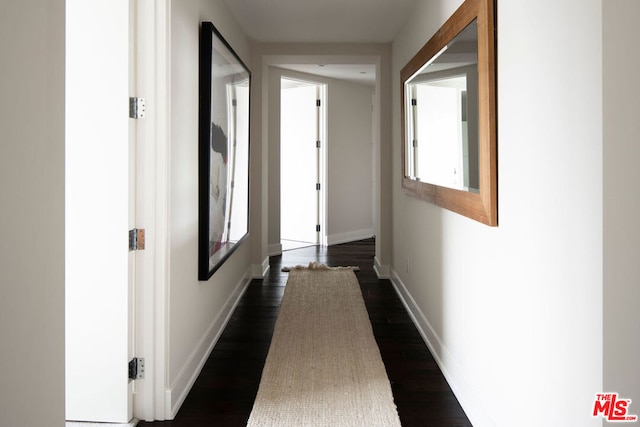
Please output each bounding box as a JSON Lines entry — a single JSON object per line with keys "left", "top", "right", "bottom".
{"left": 280, "top": 79, "right": 324, "bottom": 247}
{"left": 65, "top": 0, "right": 134, "bottom": 422}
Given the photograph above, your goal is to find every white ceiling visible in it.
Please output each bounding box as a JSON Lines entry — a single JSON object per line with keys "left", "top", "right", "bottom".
{"left": 277, "top": 63, "right": 377, "bottom": 86}
{"left": 222, "top": 0, "right": 418, "bottom": 44}
{"left": 221, "top": 0, "right": 417, "bottom": 85}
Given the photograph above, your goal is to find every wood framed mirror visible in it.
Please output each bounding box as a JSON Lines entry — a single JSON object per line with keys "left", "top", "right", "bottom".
{"left": 401, "top": 0, "right": 497, "bottom": 226}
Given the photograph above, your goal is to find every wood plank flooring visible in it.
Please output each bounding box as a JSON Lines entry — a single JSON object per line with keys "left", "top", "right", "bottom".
{"left": 139, "top": 239, "right": 471, "bottom": 426}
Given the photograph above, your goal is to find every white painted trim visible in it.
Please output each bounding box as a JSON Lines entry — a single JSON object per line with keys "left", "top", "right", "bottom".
{"left": 389, "top": 269, "right": 494, "bottom": 427}
{"left": 327, "top": 228, "right": 374, "bottom": 246}
{"left": 252, "top": 256, "right": 271, "bottom": 278}
{"left": 65, "top": 418, "right": 139, "bottom": 427}
{"left": 166, "top": 271, "right": 252, "bottom": 419}
{"left": 319, "top": 82, "right": 328, "bottom": 249}
{"left": 66, "top": 422, "right": 138, "bottom": 427}
{"left": 268, "top": 243, "right": 282, "bottom": 256}
{"left": 132, "top": 0, "right": 171, "bottom": 422}
{"left": 164, "top": 389, "right": 172, "bottom": 421}
{"left": 373, "top": 255, "right": 390, "bottom": 279}
{"left": 155, "top": 0, "right": 171, "bottom": 421}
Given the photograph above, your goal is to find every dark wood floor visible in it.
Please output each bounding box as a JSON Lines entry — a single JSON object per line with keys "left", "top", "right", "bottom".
{"left": 139, "top": 239, "right": 471, "bottom": 426}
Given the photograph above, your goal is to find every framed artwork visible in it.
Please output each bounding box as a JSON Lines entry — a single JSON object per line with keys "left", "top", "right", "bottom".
{"left": 199, "top": 21, "right": 251, "bottom": 280}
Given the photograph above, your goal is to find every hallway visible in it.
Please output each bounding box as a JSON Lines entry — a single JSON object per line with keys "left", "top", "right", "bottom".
{"left": 140, "top": 240, "right": 471, "bottom": 426}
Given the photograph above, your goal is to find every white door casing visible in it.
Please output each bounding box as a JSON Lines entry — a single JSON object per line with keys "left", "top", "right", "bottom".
{"left": 132, "top": 0, "right": 171, "bottom": 421}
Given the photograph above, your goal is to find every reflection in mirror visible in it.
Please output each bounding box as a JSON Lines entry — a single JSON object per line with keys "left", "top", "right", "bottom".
{"left": 400, "top": 0, "right": 496, "bottom": 226}
{"left": 405, "top": 21, "right": 479, "bottom": 192}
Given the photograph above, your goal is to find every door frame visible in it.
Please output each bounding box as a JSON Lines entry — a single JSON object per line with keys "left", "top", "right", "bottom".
{"left": 265, "top": 55, "right": 384, "bottom": 257}
{"left": 132, "top": 0, "right": 171, "bottom": 421}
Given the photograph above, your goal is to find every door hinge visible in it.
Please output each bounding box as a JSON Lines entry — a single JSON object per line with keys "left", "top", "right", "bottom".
{"left": 129, "top": 228, "right": 145, "bottom": 251}
{"left": 316, "top": 140, "right": 321, "bottom": 148}
{"left": 411, "top": 98, "right": 417, "bottom": 106}
{"left": 316, "top": 183, "right": 321, "bottom": 191}
{"left": 316, "top": 99, "right": 321, "bottom": 107}
{"left": 129, "top": 97, "right": 146, "bottom": 119}
{"left": 128, "top": 357, "right": 145, "bottom": 380}
{"left": 316, "top": 224, "right": 321, "bottom": 232}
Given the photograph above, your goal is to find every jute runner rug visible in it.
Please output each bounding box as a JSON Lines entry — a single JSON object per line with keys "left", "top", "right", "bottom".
{"left": 247, "top": 263, "right": 401, "bottom": 427}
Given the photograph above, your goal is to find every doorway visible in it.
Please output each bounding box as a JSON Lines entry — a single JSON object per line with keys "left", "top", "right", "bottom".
{"left": 280, "top": 78, "right": 327, "bottom": 250}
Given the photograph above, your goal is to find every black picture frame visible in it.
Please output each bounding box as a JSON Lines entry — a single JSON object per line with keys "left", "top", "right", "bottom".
{"left": 199, "top": 21, "right": 251, "bottom": 280}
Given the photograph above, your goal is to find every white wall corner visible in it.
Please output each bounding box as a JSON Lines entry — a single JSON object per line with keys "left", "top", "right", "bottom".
{"left": 165, "top": 273, "right": 251, "bottom": 419}
{"left": 389, "top": 269, "right": 494, "bottom": 427}
{"left": 327, "top": 229, "right": 375, "bottom": 247}
{"left": 268, "top": 243, "right": 282, "bottom": 257}
{"left": 252, "top": 256, "right": 271, "bottom": 279}
{"left": 373, "top": 256, "right": 391, "bottom": 279}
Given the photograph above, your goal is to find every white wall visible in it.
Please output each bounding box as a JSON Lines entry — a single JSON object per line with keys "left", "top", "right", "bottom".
{"left": 327, "top": 77, "right": 375, "bottom": 245}
{"left": 0, "top": 0, "right": 66, "bottom": 425}
{"left": 266, "top": 66, "right": 375, "bottom": 250}
{"left": 603, "top": 0, "right": 640, "bottom": 408}
{"left": 391, "top": 1, "right": 603, "bottom": 426}
{"left": 168, "top": 0, "right": 253, "bottom": 417}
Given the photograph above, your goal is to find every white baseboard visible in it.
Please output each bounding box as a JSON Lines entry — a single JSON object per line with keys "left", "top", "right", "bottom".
{"left": 389, "top": 269, "right": 494, "bottom": 427}
{"left": 66, "top": 422, "right": 138, "bottom": 427}
{"left": 268, "top": 243, "right": 282, "bottom": 257}
{"left": 373, "top": 256, "right": 390, "bottom": 279}
{"left": 166, "top": 271, "right": 252, "bottom": 419}
{"left": 327, "top": 228, "right": 374, "bottom": 246}
{"left": 251, "top": 256, "right": 270, "bottom": 278}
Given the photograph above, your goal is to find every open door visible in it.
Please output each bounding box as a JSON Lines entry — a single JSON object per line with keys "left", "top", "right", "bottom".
{"left": 65, "top": 0, "right": 135, "bottom": 422}
{"left": 280, "top": 78, "right": 327, "bottom": 250}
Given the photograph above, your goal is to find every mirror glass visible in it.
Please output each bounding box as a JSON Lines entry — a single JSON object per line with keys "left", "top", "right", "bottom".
{"left": 404, "top": 20, "right": 479, "bottom": 192}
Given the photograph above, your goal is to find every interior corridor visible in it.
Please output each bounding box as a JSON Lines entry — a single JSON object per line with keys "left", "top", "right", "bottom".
{"left": 139, "top": 239, "right": 471, "bottom": 427}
